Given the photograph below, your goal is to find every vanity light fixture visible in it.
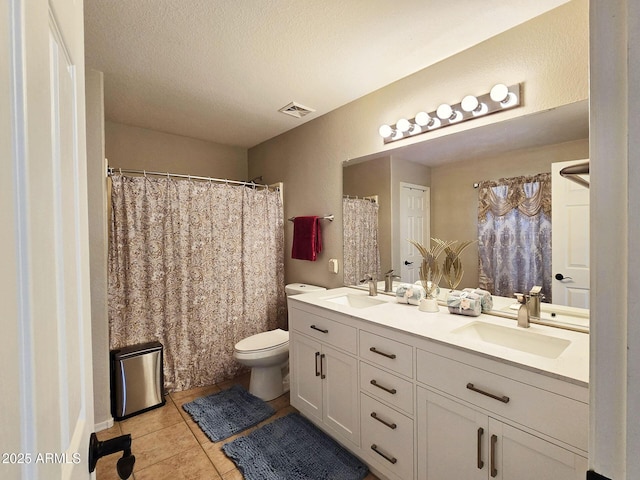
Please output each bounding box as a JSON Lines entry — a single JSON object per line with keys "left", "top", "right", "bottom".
{"left": 378, "top": 83, "right": 521, "bottom": 144}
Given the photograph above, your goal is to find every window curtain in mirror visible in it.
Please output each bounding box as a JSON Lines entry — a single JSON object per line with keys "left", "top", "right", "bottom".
{"left": 477, "top": 173, "right": 552, "bottom": 302}
{"left": 108, "top": 174, "right": 286, "bottom": 392}
{"left": 343, "top": 197, "right": 381, "bottom": 285}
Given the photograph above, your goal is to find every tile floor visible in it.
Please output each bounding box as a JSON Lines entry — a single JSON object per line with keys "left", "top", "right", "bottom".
{"left": 96, "top": 373, "right": 379, "bottom": 480}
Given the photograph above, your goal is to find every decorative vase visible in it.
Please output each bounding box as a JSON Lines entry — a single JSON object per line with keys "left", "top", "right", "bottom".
{"left": 408, "top": 238, "right": 454, "bottom": 313}
{"left": 437, "top": 239, "right": 476, "bottom": 291}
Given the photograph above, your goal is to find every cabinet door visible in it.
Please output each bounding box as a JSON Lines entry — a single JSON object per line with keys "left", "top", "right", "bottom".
{"left": 322, "top": 344, "right": 360, "bottom": 446}
{"left": 290, "top": 332, "right": 323, "bottom": 422}
{"left": 417, "top": 388, "right": 487, "bottom": 480}
{"left": 494, "top": 419, "right": 588, "bottom": 480}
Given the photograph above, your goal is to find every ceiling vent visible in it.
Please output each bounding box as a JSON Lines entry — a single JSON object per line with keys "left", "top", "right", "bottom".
{"left": 278, "top": 102, "right": 315, "bottom": 119}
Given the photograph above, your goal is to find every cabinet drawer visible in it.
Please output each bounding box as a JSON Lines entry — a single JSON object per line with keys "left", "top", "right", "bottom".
{"left": 359, "top": 330, "right": 413, "bottom": 378}
{"left": 360, "top": 361, "right": 414, "bottom": 415}
{"left": 416, "top": 349, "right": 588, "bottom": 451}
{"left": 361, "top": 393, "right": 414, "bottom": 480}
{"left": 290, "top": 309, "right": 357, "bottom": 354}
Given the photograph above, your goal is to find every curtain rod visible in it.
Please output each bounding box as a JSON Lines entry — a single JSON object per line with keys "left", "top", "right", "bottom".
{"left": 107, "top": 166, "right": 277, "bottom": 190}
{"left": 288, "top": 215, "right": 334, "bottom": 222}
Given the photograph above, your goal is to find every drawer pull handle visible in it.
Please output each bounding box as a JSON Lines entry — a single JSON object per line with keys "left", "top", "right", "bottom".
{"left": 490, "top": 434, "right": 498, "bottom": 477}
{"left": 371, "top": 412, "right": 397, "bottom": 430}
{"left": 466, "top": 383, "right": 510, "bottom": 404}
{"left": 370, "top": 379, "right": 397, "bottom": 395}
{"left": 369, "top": 347, "right": 396, "bottom": 359}
{"left": 310, "top": 325, "right": 328, "bottom": 334}
{"left": 477, "top": 427, "right": 484, "bottom": 469}
{"left": 320, "top": 353, "right": 326, "bottom": 379}
{"left": 371, "top": 444, "right": 397, "bottom": 465}
{"left": 315, "top": 352, "right": 320, "bottom": 377}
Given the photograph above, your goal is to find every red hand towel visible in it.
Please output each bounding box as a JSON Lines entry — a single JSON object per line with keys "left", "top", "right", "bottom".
{"left": 292, "top": 216, "right": 322, "bottom": 261}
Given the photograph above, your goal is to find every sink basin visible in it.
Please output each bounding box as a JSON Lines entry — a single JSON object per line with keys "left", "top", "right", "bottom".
{"left": 324, "top": 294, "right": 386, "bottom": 309}
{"left": 451, "top": 321, "right": 571, "bottom": 359}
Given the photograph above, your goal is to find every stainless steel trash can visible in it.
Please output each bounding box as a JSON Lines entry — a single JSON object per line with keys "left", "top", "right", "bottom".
{"left": 111, "top": 341, "right": 165, "bottom": 420}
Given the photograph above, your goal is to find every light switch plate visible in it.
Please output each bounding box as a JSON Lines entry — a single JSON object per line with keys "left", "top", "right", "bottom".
{"left": 328, "top": 258, "right": 339, "bottom": 274}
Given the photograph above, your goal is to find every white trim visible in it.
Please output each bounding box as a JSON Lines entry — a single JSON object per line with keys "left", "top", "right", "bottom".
{"left": 94, "top": 417, "right": 115, "bottom": 433}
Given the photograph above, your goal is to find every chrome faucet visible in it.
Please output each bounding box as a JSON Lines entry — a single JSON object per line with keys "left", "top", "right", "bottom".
{"left": 361, "top": 274, "right": 378, "bottom": 296}
{"left": 384, "top": 270, "right": 401, "bottom": 293}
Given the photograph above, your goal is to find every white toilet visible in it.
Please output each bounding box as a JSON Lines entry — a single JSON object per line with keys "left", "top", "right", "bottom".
{"left": 233, "top": 283, "right": 326, "bottom": 401}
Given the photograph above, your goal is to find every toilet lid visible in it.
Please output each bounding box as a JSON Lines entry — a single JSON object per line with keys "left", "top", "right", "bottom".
{"left": 235, "top": 328, "right": 289, "bottom": 352}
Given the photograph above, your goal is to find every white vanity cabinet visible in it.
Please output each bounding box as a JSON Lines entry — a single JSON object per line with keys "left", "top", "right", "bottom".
{"left": 288, "top": 289, "right": 589, "bottom": 480}
{"left": 416, "top": 346, "right": 588, "bottom": 480}
{"left": 289, "top": 307, "right": 360, "bottom": 447}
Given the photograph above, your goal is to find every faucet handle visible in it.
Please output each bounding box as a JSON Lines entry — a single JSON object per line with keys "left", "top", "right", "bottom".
{"left": 529, "top": 285, "right": 543, "bottom": 295}
{"left": 514, "top": 293, "right": 528, "bottom": 304}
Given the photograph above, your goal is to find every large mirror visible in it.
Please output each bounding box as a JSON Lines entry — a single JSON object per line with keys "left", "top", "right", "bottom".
{"left": 342, "top": 101, "right": 590, "bottom": 331}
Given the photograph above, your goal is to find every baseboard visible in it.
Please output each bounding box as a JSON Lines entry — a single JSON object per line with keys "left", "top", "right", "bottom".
{"left": 587, "top": 470, "right": 612, "bottom": 480}
{"left": 94, "top": 417, "right": 115, "bottom": 432}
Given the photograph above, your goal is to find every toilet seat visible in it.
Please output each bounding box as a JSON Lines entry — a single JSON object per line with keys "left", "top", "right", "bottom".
{"left": 234, "top": 328, "right": 289, "bottom": 354}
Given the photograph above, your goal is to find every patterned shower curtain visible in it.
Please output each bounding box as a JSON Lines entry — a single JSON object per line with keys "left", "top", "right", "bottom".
{"left": 343, "top": 197, "right": 381, "bottom": 285}
{"left": 108, "top": 174, "right": 286, "bottom": 392}
{"left": 477, "top": 173, "right": 552, "bottom": 302}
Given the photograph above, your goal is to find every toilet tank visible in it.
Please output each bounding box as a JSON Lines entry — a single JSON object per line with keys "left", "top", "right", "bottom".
{"left": 285, "top": 283, "right": 326, "bottom": 296}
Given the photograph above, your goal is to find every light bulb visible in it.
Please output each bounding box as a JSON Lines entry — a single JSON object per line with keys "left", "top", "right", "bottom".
{"left": 396, "top": 118, "right": 411, "bottom": 133}
{"left": 490, "top": 84, "right": 509, "bottom": 103}
{"left": 461, "top": 95, "right": 488, "bottom": 116}
{"left": 461, "top": 95, "right": 479, "bottom": 112}
{"left": 379, "top": 124, "right": 393, "bottom": 138}
{"left": 436, "top": 104, "right": 453, "bottom": 120}
{"left": 409, "top": 123, "right": 421, "bottom": 135}
{"left": 415, "top": 111, "right": 432, "bottom": 127}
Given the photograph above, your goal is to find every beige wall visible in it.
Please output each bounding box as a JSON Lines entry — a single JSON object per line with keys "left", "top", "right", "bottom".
{"left": 105, "top": 121, "right": 248, "bottom": 180}
{"left": 431, "top": 138, "right": 589, "bottom": 289}
{"left": 248, "top": 0, "right": 589, "bottom": 289}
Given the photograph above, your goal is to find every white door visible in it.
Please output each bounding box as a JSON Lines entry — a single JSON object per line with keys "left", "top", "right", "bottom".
{"left": 498, "top": 420, "right": 587, "bottom": 480}
{"left": 551, "top": 160, "right": 590, "bottom": 308}
{"left": 322, "top": 344, "right": 359, "bottom": 446}
{"left": 400, "top": 183, "right": 430, "bottom": 283}
{"left": 417, "top": 389, "right": 487, "bottom": 480}
{"left": 289, "top": 333, "right": 323, "bottom": 422}
{"left": 1, "top": 1, "right": 94, "bottom": 479}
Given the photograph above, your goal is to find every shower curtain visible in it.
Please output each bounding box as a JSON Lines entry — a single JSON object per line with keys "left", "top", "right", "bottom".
{"left": 477, "top": 173, "right": 552, "bottom": 302}
{"left": 343, "top": 197, "right": 381, "bottom": 285}
{"left": 108, "top": 174, "right": 286, "bottom": 392}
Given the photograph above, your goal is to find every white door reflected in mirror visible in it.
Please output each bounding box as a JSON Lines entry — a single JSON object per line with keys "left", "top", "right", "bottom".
{"left": 552, "top": 160, "right": 590, "bottom": 309}
{"left": 400, "top": 183, "right": 430, "bottom": 284}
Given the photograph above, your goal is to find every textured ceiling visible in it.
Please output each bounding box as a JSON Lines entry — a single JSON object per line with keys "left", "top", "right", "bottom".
{"left": 84, "top": 0, "right": 569, "bottom": 148}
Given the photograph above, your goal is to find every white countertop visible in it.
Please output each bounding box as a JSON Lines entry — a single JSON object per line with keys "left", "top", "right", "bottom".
{"left": 288, "top": 286, "right": 589, "bottom": 387}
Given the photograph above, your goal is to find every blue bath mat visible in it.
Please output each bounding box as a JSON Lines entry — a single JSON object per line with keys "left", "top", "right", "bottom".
{"left": 182, "top": 384, "right": 275, "bottom": 442}
{"left": 222, "top": 413, "right": 369, "bottom": 480}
